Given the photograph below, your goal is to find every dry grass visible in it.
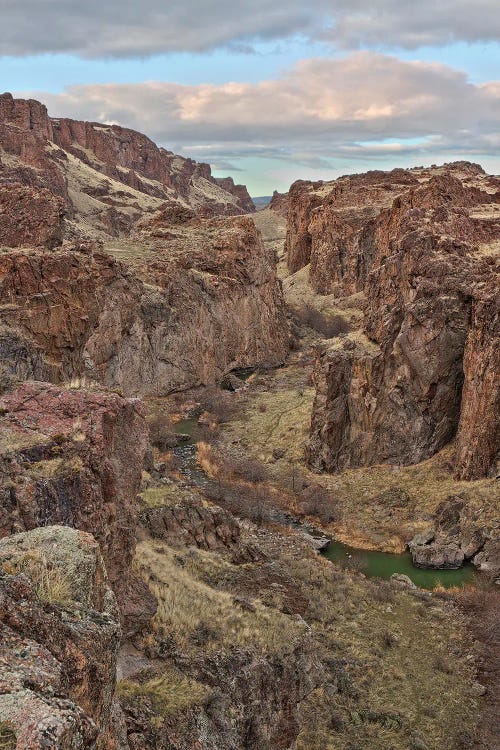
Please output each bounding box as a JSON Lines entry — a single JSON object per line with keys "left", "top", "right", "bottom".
{"left": 283, "top": 552, "right": 479, "bottom": 750}
{"left": 133, "top": 540, "right": 306, "bottom": 655}
{"left": 221, "top": 363, "right": 498, "bottom": 550}
{"left": 117, "top": 667, "right": 209, "bottom": 717}
{"left": 0, "top": 724, "right": 16, "bottom": 750}
{"left": 2, "top": 550, "right": 72, "bottom": 605}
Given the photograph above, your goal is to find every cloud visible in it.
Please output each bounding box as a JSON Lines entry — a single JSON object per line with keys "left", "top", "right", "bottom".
{"left": 2, "top": 1, "right": 500, "bottom": 57}
{"left": 28, "top": 53, "right": 499, "bottom": 169}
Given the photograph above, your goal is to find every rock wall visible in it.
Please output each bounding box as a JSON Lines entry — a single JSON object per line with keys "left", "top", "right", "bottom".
{"left": 0, "top": 381, "right": 153, "bottom": 634}
{"left": 0, "top": 92, "right": 255, "bottom": 241}
{"left": 0, "top": 217, "right": 288, "bottom": 396}
{"left": 0, "top": 184, "right": 65, "bottom": 248}
{"left": 303, "top": 165, "right": 500, "bottom": 478}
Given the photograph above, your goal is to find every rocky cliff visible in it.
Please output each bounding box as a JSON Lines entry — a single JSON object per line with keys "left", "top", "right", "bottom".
{"left": 0, "top": 215, "right": 288, "bottom": 396}
{"left": 300, "top": 164, "right": 500, "bottom": 479}
{"left": 0, "top": 92, "right": 254, "bottom": 240}
{"left": 0, "top": 525, "right": 122, "bottom": 750}
{"left": 0, "top": 381, "right": 155, "bottom": 635}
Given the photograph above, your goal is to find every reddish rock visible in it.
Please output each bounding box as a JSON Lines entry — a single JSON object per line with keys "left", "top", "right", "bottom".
{"left": 0, "top": 217, "right": 288, "bottom": 396}
{"left": 0, "top": 526, "right": 121, "bottom": 750}
{"left": 0, "top": 92, "right": 255, "bottom": 240}
{"left": 0, "top": 184, "right": 65, "bottom": 248}
{"left": 0, "top": 381, "right": 149, "bottom": 621}
{"left": 304, "top": 165, "right": 500, "bottom": 477}
{"left": 268, "top": 190, "right": 288, "bottom": 218}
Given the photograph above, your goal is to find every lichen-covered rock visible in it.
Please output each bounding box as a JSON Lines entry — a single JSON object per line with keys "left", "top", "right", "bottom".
{"left": 0, "top": 526, "right": 122, "bottom": 750}
{"left": 0, "top": 381, "right": 150, "bottom": 628}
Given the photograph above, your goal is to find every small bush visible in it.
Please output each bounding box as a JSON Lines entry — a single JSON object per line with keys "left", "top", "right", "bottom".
{"left": 294, "top": 305, "right": 350, "bottom": 338}
{"left": 225, "top": 455, "right": 268, "bottom": 483}
{"left": 148, "top": 414, "right": 178, "bottom": 450}
{"left": 199, "top": 386, "right": 237, "bottom": 423}
{"left": 298, "top": 484, "right": 341, "bottom": 523}
{"left": 382, "top": 630, "right": 397, "bottom": 648}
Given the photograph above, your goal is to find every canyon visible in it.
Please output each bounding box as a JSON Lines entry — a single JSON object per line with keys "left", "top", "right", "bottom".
{"left": 0, "top": 94, "right": 498, "bottom": 750}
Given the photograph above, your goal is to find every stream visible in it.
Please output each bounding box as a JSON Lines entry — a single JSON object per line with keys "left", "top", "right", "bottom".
{"left": 172, "top": 416, "right": 476, "bottom": 590}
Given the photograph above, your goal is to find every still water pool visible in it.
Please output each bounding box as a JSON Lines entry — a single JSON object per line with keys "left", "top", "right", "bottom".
{"left": 321, "top": 540, "right": 476, "bottom": 589}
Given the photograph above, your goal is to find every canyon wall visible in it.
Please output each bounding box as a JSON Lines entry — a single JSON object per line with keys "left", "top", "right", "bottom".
{"left": 297, "top": 164, "right": 500, "bottom": 479}
{"left": 0, "top": 92, "right": 254, "bottom": 240}
{"left": 0, "top": 215, "right": 288, "bottom": 396}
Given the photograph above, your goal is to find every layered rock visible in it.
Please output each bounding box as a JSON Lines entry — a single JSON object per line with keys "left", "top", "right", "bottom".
{"left": 304, "top": 164, "right": 500, "bottom": 478}
{"left": 0, "top": 217, "right": 288, "bottom": 396}
{"left": 0, "top": 526, "right": 121, "bottom": 750}
{"left": 0, "top": 92, "right": 254, "bottom": 241}
{"left": 0, "top": 381, "right": 151, "bottom": 632}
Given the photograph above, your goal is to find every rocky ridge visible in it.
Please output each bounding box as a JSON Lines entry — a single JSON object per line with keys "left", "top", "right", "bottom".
{"left": 0, "top": 92, "right": 254, "bottom": 240}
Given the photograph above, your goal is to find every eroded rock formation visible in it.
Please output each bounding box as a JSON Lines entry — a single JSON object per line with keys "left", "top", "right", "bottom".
{"left": 0, "top": 526, "right": 122, "bottom": 750}
{"left": 0, "top": 92, "right": 254, "bottom": 241}
{"left": 0, "top": 216, "right": 288, "bottom": 395}
{"left": 301, "top": 164, "right": 500, "bottom": 478}
{"left": 0, "top": 381, "right": 152, "bottom": 632}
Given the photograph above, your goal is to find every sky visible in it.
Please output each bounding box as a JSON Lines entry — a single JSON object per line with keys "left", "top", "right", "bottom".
{"left": 2, "top": 1, "right": 500, "bottom": 195}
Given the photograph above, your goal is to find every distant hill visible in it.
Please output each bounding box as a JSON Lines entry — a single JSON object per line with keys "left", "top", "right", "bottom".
{"left": 252, "top": 195, "right": 272, "bottom": 209}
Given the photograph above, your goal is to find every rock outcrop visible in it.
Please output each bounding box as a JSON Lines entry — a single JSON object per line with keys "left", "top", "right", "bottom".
{"left": 0, "top": 184, "right": 65, "bottom": 249}
{"left": 0, "top": 381, "right": 151, "bottom": 632}
{"left": 302, "top": 164, "right": 500, "bottom": 478}
{"left": 140, "top": 498, "right": 240, "bottom": 551}
{"left": 0, "top": 526, "right": 122, "bottom": 750}
{"left": 0, "top": 217, "right": 288, "bottom": 396}
{"left": 0, "top": 92, "right": 254, "bottom": 241}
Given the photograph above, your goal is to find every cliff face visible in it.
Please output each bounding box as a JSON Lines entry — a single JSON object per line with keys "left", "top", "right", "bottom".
{"left": 0, "top": 216, "right": 288, "bottom": 396}
{"left": 0, "top": 92, "right": 254, "bottom": 240}
{"left": 302, "top": 164, "right": 500, "bottom": 479}
{"left": 0, "top": 526, "right": 122, "bottom": 750}
{"left": 0, "top": 381, "right": 154, "bottom": 635}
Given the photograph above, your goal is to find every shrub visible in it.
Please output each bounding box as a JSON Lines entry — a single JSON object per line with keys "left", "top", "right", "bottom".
{"left": 198, "top": 386, "right": 237, "bottom": 422}
{"left": 298, "top": 484, "right": 341, "bottom": 523}
{"left": 148, "top": 414, "right": 178, "bottom": 450}
{"left": 294, "top": 305, "right": 350, "bottom": 338}
{"left": 0, "top": 724, "right": 16, "bottom": 750}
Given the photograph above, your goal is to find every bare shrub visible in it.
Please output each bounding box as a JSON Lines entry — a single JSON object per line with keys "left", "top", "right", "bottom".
{"left": 298, "top": 484, "right": 341, "bottom": 523}
{"left": 294, "top": 305, "right": 350, "bottom": 337}
{"left": 225, "top": 455, "right": 268, "bottom": 483}
{"left": 199, "top": 386, "right": 237, "bottom": 422}
{"left": 205, "top": 481, "right": 272, "bottom": 527}
{"left": 148, "top": 414, "right": 178, "bottom": 450}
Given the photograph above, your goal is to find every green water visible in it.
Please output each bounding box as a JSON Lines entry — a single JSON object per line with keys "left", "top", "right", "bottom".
{"left": 173, "top": 418, "right": 198, "bottom": 444}
{"left": 322, "top": 540, "right": 476, "bottom": 589}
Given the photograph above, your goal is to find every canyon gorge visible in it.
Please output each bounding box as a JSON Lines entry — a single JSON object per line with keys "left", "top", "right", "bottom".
{"left": 0, "top": 94, "right": 498, "bottom": 750}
